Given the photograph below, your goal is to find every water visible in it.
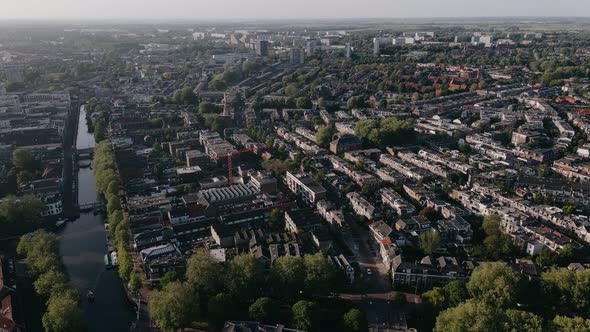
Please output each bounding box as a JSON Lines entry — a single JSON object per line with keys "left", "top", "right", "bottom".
{"left": 76, "top": 106, "right": 95, "bottom": 151}
{"left": 58, "top": 106, "right": 134, "bottom": 332}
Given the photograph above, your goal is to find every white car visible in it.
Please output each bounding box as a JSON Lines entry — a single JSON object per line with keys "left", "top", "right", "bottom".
{"left": 366, "top": 268, "right": 372, "bottom": 275}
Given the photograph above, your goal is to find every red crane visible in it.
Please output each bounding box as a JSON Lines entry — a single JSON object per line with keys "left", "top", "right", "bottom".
{"left": 210, "top": 144, "right": 267, "bottom": 185}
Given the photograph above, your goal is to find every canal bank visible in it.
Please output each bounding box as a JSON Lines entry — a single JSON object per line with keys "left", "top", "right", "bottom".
{"left": 58, "top": 106, "right": 134, "bottom": 332}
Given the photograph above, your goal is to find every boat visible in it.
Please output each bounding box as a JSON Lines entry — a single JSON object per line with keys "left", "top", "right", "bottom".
{"left": 86, "top": 290, "right": 95, "bottom": 302}
{"left": 78, "top": 160, "right": 91, "bottom": 168}
{"left": 110, "top": 251, "right": 119, "bottom": 267}
{"left": 55, "top": 219, "right": 67, "bottom": 228}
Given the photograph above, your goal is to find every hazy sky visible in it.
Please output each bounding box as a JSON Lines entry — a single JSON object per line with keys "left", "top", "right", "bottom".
{"left": 1, "top": 0, "right": 589, "bottom": 21}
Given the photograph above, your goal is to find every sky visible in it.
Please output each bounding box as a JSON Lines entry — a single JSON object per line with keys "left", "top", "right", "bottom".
{"left": 1, "top": 0, "right": 589, "bottom": 21}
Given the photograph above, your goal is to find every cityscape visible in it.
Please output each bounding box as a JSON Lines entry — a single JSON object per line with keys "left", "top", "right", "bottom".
{"left": 1, "top": 1, "right": 590, "bottom": 332}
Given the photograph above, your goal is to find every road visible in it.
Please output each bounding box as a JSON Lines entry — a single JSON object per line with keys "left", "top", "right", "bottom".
{"left": 343, "top": 212, "right": 422, "bottom": 330}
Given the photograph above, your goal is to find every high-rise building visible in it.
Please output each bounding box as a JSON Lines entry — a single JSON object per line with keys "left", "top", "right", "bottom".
{"left": 256, "top": 40, "right": 269, "bottom": 56}
{"left": 289, "top": 48, "right": 305, "bottom": 65}
{"left": 345, "top": 43, "right": 352, "bottom": 58}
{"left": 373, "top": 38, "right": 381, "bottom": 55}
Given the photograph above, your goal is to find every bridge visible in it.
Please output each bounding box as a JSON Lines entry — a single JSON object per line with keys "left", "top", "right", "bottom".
{"left": 78, "top": 202, "right": 105, "bottom": 212}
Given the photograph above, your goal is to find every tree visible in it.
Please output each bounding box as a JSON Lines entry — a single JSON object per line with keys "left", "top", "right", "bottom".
{"left": 285, "top": 84, "right": 299, "bottom": 97}
{"left": 198, "top": 102, "right": 220, "bottom": 115}
{"left": 208, "top": 293, "right": 235, "bottom": 326}
{"left": 34, "top": 270, "right": 68, "bottom": 298}
{"left": 550, "top": 315, "right": 590, "bottom": 332}
{"left": 541, "top": 269, "right": 590, "bottom": 316}
{"left": 149, "top": 282, "right": 198, "bottom": 332}
{"left": 0, "top": 195, "right": 44, "bottom": 236}
{"left": 444, "top": 280, "right": 468, "bottom": 307}
{"left": 269, "top": 208, "right": 283, "bottom": 226}
{"left": 270, "top": 256, "right": 306, "bottom": 299}
{"left": 342, "top": 308, "right": 368, "bottom": 332}
{"left": 420, "top": 207, "right": 442, "bottom": 222}
{"left": 186, "top": 248, "right": 224, "bottom": 294}
{"left": 434, "top": 301, "right": 499, "bottom": 332}
{"left": 562, "top": 204, "right": 576, "bottom": 215}
{"left": 347, "top": 96, "right": 366, "bottom": 109}
{"left": 225, "top": 254, "right": 264, "bottom": 300}
{"left": 292, "top": 300, "right": 320, "bottom": 331}
{"left": 503, "top": 309, "right": 543, "bottom": 332}
{"left": 419, "top": 230, "right": 441, "bottom": 256}
{"left": 304, "top": 253, "right": 335, "bottom": 295}
{"left": 315, "top": 126, "right": 335, "bottom": 147}
{"left": 117, "top": 246, "right": 133, "bottom": 281}
{"left": 467, "top": 262, "right": 520, "bottom": 308}
{"left": 12, "top": 149, "right": 41, "bottom": 172}
{"left": 159, "top": 271, "right": 179, "bottom": 288}
{"left": 535, "top": 248, "right": 555, "bottom": 267}
{"left": 42, "top": 293, "right": 85, "bottom": 332}
{"left": 249, "top": 297, "right": 280, "bottom": 323}
{"left": 173, "top": 87, "right": 198, "bottom": 105}
{"left": 422, "top": 287, "right": 447, "bottom": 314}
{"left": 129, "top": 272, "right": 142, "bottom": 294}
{"left": 296, "top": 97, "right": 313, "bottom": 109}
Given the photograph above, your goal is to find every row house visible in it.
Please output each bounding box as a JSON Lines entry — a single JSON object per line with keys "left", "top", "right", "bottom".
{"left": 380, "top": 187, "right": 415, "bottom": 217}
{"left": 397, "top": 151, "right": 450, "bottom": 178}
{"left": 379, "top": 154, "right": 429, "bottom": 182}
{"left": 347, "top": 192, "right": 380, "bottom": 220}
{"left": 391, "top": 255, "right": 474, "bottom": 289}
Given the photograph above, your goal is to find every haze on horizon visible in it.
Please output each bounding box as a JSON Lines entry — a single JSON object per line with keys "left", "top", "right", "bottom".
{"left": 1, "top": 0, "right": 590, "bottom": 21}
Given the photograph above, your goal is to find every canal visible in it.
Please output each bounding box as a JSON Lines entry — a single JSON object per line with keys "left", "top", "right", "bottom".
{"left": 58, "top": 106, "right": 134, "bottom": 332}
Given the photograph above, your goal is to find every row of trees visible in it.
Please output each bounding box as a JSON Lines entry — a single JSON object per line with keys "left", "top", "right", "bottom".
{"left": 17, "top": 230, "right": 85, "bottom": 332}
{"left": 423, "top": 261, "right": 590, "bottom": 331}
{"left": 93, "top": 141, "right": 138, "bottom": 287}
{"left": 150, "top": 250, "right": 349, "bottom": 331}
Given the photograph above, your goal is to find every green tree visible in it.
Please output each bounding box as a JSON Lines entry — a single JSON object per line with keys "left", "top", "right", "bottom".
{"left": 249, "top": 297, "right": 280, "bottom": 323}
{"left": 304, "top": 253, "right": 335, "bottom": 295}
{"left": 296, "top": 97, "right": 313, "bottom": 109}
{"left": 422, "top": 287, "right": 447, "bottom": 314}
{"left": 208, "top": 293, "right": 235, "bottom": 326}
{"left": 434, "top": 301, "right": 499, "bottom": 332}
{"left": 269, "top": 208, "right": 283, "bottom": 226}
{"left": 34, "top": 270, "right": 68, "bottom": 298}
{"left": 12, "top": 149, "right": 41, "bottom": 172}
{"left": 42, "top": 293, "right": 85, "bottom": 332}
{"left": 225, "top": 254, "right": 264, "bottom": 300}
{"left": 186, "top": 248, "right": 224, "bottom": 294}
{"left": 420, "top": 207, "right": 442, "bottom": 222}
{"left": 292, "top": 300, "right": 320, "bottom": 331}
{"left": 270, "top": 256, "right": 306, "bottom": 299}
{"left": 198, "top": 102, "right": 220, "bottom": 115}
{"left": 315, "top": 126, "right": 335, "bottom": 147}
{"left": 173, "top": 87, "right": 198, "bottom": 105}
{"left": 285, "top": 84, "right": 299, "bottom": 97}
{"left": 419, "top": 230, "right": 441, "bottom": 256}
{"left": 550, "top": 315, "right": 590, "bottom": 332}
{"left": 467, "top": 262, "right": 520, "bottom": 308}
{"left": 444, "top": 280, "right": 468, "bottom": 307}
{"left": 503, "top": 309, "right": 543, "bottom": 332}
{"left": 117, "top": 246, "right": 133, "bottom": 281}
{"left": 129, "top": 272, "right": 142, "bottom": 294}
{"left": 562, "top": 204, "right": 576, "bottom": 215}
{"left": 149, "top": 282, "right": 198, "bottom": 332}
{"left": 159, "top": 271, "right": 179, "bottom": 288}
{"left": 342, "top": 308, "right": 368, "bottom": 332}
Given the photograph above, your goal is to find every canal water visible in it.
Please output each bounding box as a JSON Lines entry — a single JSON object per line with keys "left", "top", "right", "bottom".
{"left": 58, "top": 106, "right": 134, "bottom": 332}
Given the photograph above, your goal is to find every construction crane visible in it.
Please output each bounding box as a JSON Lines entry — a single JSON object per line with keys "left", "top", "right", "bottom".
{"left": 211, "top": 144, "right": 267, "bottom": 185}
